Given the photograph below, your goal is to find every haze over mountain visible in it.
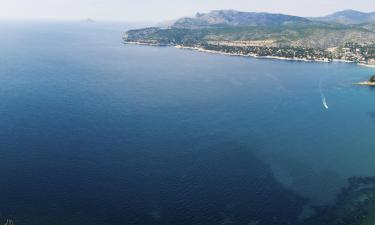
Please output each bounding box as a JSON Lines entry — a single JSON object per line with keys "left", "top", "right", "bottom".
{"left": 171, "top": 10, "right": 312, "bottom": 28}
{"left": 313, "top": 10, "right": 375, "bottom": 24}
{"left": 160, "top": 9, "right": 375, "bottom": 29}
{"left": 125, "top": 9, "right": 375, "bottom": 49}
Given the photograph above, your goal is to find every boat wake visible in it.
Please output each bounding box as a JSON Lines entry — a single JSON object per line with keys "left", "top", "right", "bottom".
{"left": 321, "top": 94, "right": 329, "bottom": 109}
{"left": 319, "top": 78, "right": 329, "bottom": 110}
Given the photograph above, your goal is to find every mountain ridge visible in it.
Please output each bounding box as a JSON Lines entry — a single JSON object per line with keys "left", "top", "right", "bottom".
{"left": 313, "top": 9, "right": 375, "bottom": 24}
{"left": 170, "top": 10, "right": 313, "bottom": 29}
{"left": 124, "top": 10, "right": 375, "bottom": 49}
{"left": 123, "top": 9, "right": 375, "bottom": 64}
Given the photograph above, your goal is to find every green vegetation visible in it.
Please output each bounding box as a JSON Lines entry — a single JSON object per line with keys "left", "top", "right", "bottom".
{"left": 124, "top": 24, "right": 375, "bottom": 48}
{"left": 201, "top": 43, "right": 333, "bottom": 61}
{"left": 124, "top": 10, "right": 375, "bottom": 64}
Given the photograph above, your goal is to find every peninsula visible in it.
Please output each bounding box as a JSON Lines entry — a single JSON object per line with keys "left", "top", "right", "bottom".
{"left": 355, "top": 75, "right": 375, "bottom": 86}
{"left": 123, "top": 10, "right": 375, "bottom": 65}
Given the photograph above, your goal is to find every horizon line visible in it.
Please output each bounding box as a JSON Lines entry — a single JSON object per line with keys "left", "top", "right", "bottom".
{"left": 0, "top": 8, "right": 374, "bottom": 24}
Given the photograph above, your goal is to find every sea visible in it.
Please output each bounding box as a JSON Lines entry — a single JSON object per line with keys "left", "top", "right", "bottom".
{"left": 0, "top": 21, "right": 374, "bottom": 225}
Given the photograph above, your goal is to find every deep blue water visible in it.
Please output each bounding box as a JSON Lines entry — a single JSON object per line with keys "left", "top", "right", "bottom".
{"left": 0, "top": 21, "right": 374, "bottom": 225}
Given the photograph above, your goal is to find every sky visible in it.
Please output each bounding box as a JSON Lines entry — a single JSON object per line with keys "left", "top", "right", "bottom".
{"left": 1, "top": 0, "right": 375, "bottom": 22}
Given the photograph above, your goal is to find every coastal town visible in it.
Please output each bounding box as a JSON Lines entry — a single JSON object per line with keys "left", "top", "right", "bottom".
{"left": 188, "top": 41, "right": 375, "bottom": 65}
{"left": 197, "top": 42, "right": 334, "bottom": 62}
{"left": 334, "top": 42, "right": 375, "bottom": 65}
{"left": 125, "top": 36, "right": 375, "bottom": 66}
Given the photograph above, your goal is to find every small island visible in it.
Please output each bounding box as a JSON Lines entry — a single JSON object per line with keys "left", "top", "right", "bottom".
{"left": 355, "top": 75, "right": 375, "bottom": 86}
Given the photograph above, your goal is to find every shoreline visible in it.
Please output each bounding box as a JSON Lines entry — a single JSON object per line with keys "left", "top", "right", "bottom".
{"left": 358, "top": 63, "right": 375, "bottom": 68}
{"left": 354, "top": 81, "right": 375, "bottom": 86}
{"left": 174, "top": 45, "right": 331, "bottom": 63}
{"left": 124, "top": 41, "right": 375, "bottom": 67}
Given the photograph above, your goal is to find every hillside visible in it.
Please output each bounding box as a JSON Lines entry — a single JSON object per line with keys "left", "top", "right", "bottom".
{"left": 313, "top": 10, "right": 375, "bottom": 25}
{"left": 125, "top": 26, "right": 375, "bottom": 49}
{"left": 123, "top": 10, "right": 375, "bottom": 63}
{"left": 171, "top": 10, "right": 312, "bottom": 28}
{"left": 124, "top": 10, "right": 375, "bottom": 49}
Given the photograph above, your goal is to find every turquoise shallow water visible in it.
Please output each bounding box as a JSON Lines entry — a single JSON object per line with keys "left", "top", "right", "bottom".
{"left": 0, "top": 21, "right": 374, "bottom": 225}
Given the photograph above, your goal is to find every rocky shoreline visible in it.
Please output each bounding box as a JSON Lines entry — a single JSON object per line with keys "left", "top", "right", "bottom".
{"left": 355, "top": 81, "right": 375, "bottom": 86}
{"left": 355, "top": 75, "right": 375, "bottom": 86}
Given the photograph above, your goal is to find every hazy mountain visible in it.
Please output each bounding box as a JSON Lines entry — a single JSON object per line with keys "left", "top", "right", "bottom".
{"left": 82, "top": 18, "right": 96, "bottom": 23}
{"left": 171, "top": 10, "right": 312, "bottom": 28}
{"left": 124, "top": 10, "right": 375, "bottom": 49}
{"left": 313, "top": 10, "right": 375, "bottom": 24}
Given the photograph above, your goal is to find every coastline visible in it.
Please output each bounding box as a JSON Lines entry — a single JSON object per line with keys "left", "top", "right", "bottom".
{"left": 174, "top": 45, "right": 331, "bottom": 63}
{"left": 354, "top": 81, "right": 375, "bottom": 86}
{"left": 124, "top": 41, "right": 375, "bottom": 67}
{"left": 358, "top": 63, "right": 375, "bottom": 68}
